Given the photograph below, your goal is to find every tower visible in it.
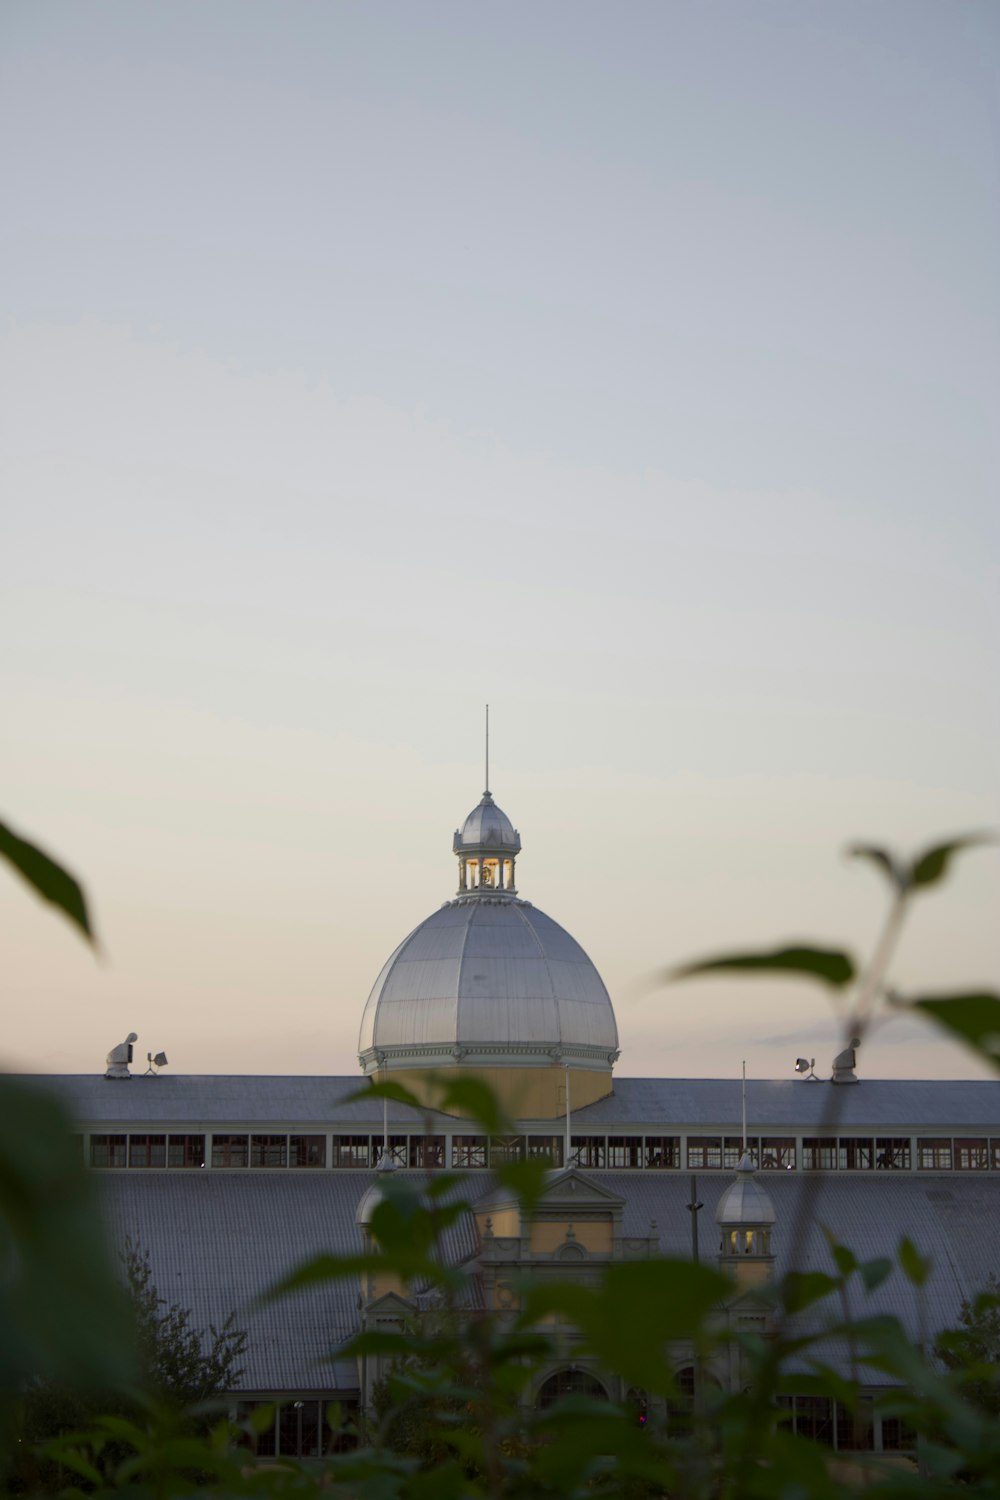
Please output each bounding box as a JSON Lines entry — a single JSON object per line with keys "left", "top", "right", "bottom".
{"left": 357, "top": 787, "right": 619, "bottom": 1116}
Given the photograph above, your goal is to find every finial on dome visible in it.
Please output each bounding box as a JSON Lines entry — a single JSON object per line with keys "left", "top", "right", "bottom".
{"left": 485, "top": 702, "right": 490, "bottom": 796}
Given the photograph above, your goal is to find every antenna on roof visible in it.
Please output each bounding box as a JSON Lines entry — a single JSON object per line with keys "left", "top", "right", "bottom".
{"left": 741, "top": 1060, "right": 747, "bottom": 1151}
{"left": 485, "top": 703, "right": 490, "bottom": 795}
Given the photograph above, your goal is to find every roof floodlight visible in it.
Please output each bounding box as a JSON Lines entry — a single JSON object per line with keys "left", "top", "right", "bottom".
{"left": 144, "top": 1050, "right": 169, "bottom": 1076}
{"left": 794, "top": 1057, "right": 818, "bottom": 1080}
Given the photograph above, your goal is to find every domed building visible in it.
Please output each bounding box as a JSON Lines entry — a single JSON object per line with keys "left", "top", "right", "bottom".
{"left": 358, "top": 787, "right": 619, "bottom": 1115}
{"left": 16, "top": 773, "right": 1000, "bottom": 1460}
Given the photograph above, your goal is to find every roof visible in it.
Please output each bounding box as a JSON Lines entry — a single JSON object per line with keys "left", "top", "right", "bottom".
{"left": 357, "top": 900, "right": 619, "bottom": 1064}
{"left": 99, "top": 1172, "right": 478, "bottom": 1393}
{"left": 94, "top": 1167, "right": 1000, "bottom": 1393}
{"left": 24, "top": 1073, "right": 1000, "bottom": 1131}
{"left": 454, "top": 791, "right": 520, "bottom": 852}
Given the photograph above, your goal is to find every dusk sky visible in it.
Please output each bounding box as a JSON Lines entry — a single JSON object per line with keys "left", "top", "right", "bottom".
{"left": 2, "top": 2, "right": 997, "bottom": 1083}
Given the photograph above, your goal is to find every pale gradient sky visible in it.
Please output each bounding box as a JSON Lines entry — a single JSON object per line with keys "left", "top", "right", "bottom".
{"left": 2, "top": 2, "right": 998, "bottom": 1083}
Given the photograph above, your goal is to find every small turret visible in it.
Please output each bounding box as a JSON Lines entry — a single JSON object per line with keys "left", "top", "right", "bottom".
{"left": 715, "top": 1151, "right": 776, "bottom": 1287}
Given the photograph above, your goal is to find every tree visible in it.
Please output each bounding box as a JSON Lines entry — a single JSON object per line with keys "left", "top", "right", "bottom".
{"left": 123, "top": 1238, "right": 247, "bottom": 1411}
{"left": 13, "top": 1242, "right": 247, "bottom": 1491}
{"left": 935, "top": 1275, "right": 1000, "bottom": 1416}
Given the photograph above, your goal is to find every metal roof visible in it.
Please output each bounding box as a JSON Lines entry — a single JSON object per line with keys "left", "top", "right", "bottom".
{"left": 98, "top": 1172, "right": 478, "bottom": 1393}
{"left": 357, "top": 898, "right": 619, "bottom": 1061}
{"left": 454, "top": 791, "right": 520, "bottom": 852}
{"left": 93, "top": 1168, "right": 1000, "bottom": 1393}
{"left": 26, "top": 1073, "right": 1000, "bottom": 1131}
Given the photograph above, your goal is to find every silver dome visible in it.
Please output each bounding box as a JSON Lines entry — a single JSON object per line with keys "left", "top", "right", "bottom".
{"left": 453, "top": 792, "right": 520, "bottom": 853}
{"left": 358, "top": 897, "right": 619, "bottom": 1071}
{"left": 715, "top": 1153, "right": 777, "bottom": 1227}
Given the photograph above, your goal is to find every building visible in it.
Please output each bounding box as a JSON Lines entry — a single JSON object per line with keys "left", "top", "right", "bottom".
{"left": 26, "top": 784, "right": 1000, "bottom": 1457}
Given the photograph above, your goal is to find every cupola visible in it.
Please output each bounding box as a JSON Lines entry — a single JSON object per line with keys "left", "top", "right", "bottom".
{"left": 453, "top": 790, "right": 521, "bottom": 895}
{"left": 715, "top": 1151, "right": 776, "bottom": 1287}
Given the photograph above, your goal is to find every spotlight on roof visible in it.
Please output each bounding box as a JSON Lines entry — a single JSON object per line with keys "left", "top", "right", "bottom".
{"left": 794, "top": 1057, "right": 818, "bottom": 1081}
{"left": 105, "top": 1032, "right": 138, "bottom": 1081}
{"left": 144, "top": 1051, "right": 169, "bottom": 1076}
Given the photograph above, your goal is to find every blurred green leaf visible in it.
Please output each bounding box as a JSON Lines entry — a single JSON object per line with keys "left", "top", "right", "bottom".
{"left": 347, "top": 1078, "right": 425, "bottom": 1112}
{"left": 435, "top": 1074, "right": 514, "bottom": 1135}
{"left": 0, "top": 1081, "right": 136, "bottom": 1396}
{"left": 908, "top": 832, "right": 996, "bottom": 891}
{"left": 494, "top": 1154, "right": 550, "bottom": 1212}
{"left": 847, "top": 842, "right": 905, "bottom": 892}
{"left": 671, "top": 944, "right": 856, "bottom": 988}
{"left": 0, "top": 818, "right": 95, "bottom": 946}
{"left": 859, "top": 1256, "right": 893, "bottom": 1291}
{"left": 782, "top": 1271, "right": 841, "bottom": 1313}
{"left": 909, "top": 992, "right": 1000, "bottom": 1068}
{"left": 897, "top": 1236, "right": 931, "bottom": 1290}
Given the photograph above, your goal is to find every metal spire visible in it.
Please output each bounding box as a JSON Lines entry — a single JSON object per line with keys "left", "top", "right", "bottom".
{"left": 485, "top": 703, "right": 490, "bottom": 795}
{"left": 742, "top": 1060, "right": 747, "bottom": 1151}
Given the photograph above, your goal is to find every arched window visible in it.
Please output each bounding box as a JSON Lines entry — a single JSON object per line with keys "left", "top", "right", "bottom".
{"left": 536, "top": 1368, "right": 608, "bottom": 1409}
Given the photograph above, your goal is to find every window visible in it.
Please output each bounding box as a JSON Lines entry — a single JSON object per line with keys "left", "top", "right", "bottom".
{"left": 452, "top": 1135, "right": 488, "bottom": 1167}
{"left": 881, "top": 1414, "right": 917, "bottom": 1451}
{"left": 838, "top": 1138, "right": 873, "bottom": 1170}
{"left": 760, "top": 1137, "right": 795, "bottom": 1170}
{"left": 991, "top": 1140, "right": 1000, "bottom": 1170}
{"left": 607, "top": 1136, "right": 642, "bottom": 1168}
{"left": 280, "top": 1400, "right": 320, "bottom": 1458}
{"left": 527, "top": 1136, "right": 563, "bottom": 1166}
{"left": 385, "top": 1134, "right": 408, "bottom": 1167}
{"left": 801, "top": 1139, "right": 836, "bottom": 1171}
{"left": 129, "top": 1134, "right": 166, "bottom": 1168}
{"left": 536, "top": 1369, "right": 607, "bottom": 1410}
{"left": 687, "top": 1137, "right": 722, "bottom": 1170}
{"left": 570, "top": 1136, "right": 606, "bottom": 1168}
{"left": 90, "top": 1134, "right": 127, "bottom": 1168}
{"left": 251, "top": 1134, "right": 288, "bottom": 1168}
{"left": 955, "top": 1137, "right": 989, "bottom": 1170}
{"left": 794, "top": 1395, "right": 834, "bottom": 1446}
{"left": 723, "top": 1136, "right": 760, "bottom": 1168}
{"left": 409, "top": 1135, "right": 445, "bottom": 1169}
{"left": 918, "top": 1138, "right": 952, "bottom": 1170}
{"left": 168, "top": 1134, "right": 205, "bottom": 1168}
{"left": 645, "top": 1136, "right": 680, "bottom": 1169}
{"left": 212, "top": 1134, "right": 249, "bottom": 1168}
{"left": 667, "top": 1365, "right": 695, "bottom": 1436}
{"left": 291, "top": 1135, "right": 326, "bottom": 1168}
{"left": 875, "top": 1137, "right": 910, "bottom": 1170}
{"left": 490, "top": 1136, "right": 524, "bottom": 1165}
{"left": 334, "top": 1135, "right": 371, "bottom": 1168}
{"left": 836, "top": 1401, "right": 874, "bottom": 1450}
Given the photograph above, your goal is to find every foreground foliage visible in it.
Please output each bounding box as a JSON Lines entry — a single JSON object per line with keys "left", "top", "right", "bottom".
{"left": 1, "top": 829, "right": 998, "bottom": 1496}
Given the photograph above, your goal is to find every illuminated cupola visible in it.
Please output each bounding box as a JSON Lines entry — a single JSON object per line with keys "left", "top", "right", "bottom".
{"left": 453, "top": 790, "right": 521, "bottom": 896}
{"left": 358, "top": 786, "right": 619, "bottom": 1117}
{"left": 715, "top": 1151, "right": 776, "bottom": 1288}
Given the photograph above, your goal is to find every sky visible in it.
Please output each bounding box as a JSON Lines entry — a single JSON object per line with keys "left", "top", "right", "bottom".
{"left": 1, "top": 1, "right": 998, "bottom": 1083}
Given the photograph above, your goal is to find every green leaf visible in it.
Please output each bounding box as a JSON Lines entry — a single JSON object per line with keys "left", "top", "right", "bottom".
{"left": 782, "top": 1271, "right": 840, "bottom": 1313}
{"left": 0, "top": 819, "right": 95, "bottom": 945}
{"left": 435, "top": 1075, "right": 513, "bottom": 1134}
{"left": 909, "top": 992, "right": 1000, "bottom": 1068}
{"left": 908, "top": 831, "right": 996, "bottom": 891}
{"left": 860, "top": 1256, "right": 893, "bottom": 1291}
{"left": 847, "top": 843, "right": 905, "bottom": 892}
{"left": 495, "top": 1155, "right": 550, "bottom": 1212}
{"left": 899, "top": 1236, "right": 931, "bottom": 1288}
{"left": 346, "top": 1078, "right": 424, "bottom": 1112}
{"left": 671, "top": 944, "right": 856, "bottom": 989}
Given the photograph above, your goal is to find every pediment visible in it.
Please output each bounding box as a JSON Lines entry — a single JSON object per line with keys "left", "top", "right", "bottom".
{"left": 537, "top": 1168, "right": 625, "bottom": 1212}
{"left": 366, "top": 1290, "right": 416, "bottom": 1316}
